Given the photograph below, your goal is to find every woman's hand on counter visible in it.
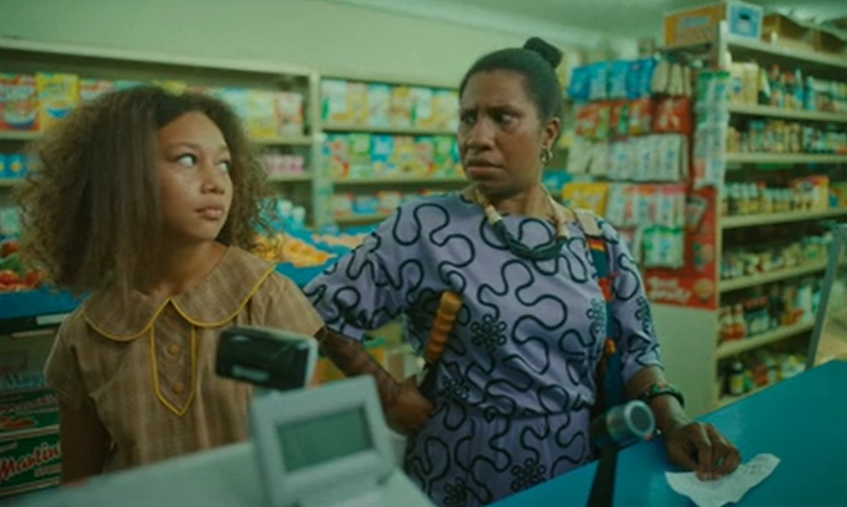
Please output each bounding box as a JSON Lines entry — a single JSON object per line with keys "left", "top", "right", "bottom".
{"left": 385, "top": 376, "right": 434, "bottom": 435}
{"left": 664, "top": 421, "right": 741, "bottom": 480}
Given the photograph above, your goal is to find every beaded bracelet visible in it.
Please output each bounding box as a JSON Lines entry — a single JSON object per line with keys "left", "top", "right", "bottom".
{"left": 638, "top": 382, "right": 685, "bottom": 408}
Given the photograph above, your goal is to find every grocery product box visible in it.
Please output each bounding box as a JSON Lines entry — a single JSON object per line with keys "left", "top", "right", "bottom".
{"left": 246, "top": 90, "right": 278, "bottom": 140}
{"left": 1, "top": 154, "right": 27, "bottom": 179}
{"left": 390, "top": 86, "right": 413, "bottom": 128}
{"left": 392, "top": 136, "right": 417, "bottom": 176}
{"left": 413, "top": 136, "right": 434, "bottom": 177}
{"left": 432, "top": 89, "right": 458, "bottom": 130}
{"left": 347, "top": 134, "right": 372, "bottom": 179}
{"left": 79, "top": 79, "right": 114, "bottom": 102}
{"left": 274, "top": 92, "right": 304, "bottom": 136}
{"left": 411, "top": 87, "right": 435, "bottom": 128}
{"left": 347, "top": 82, "right": 369, "bottom": 126}
{"left": 663, "top": 1, "right": 763, "bottom": 46}
{"left": 36, "top": 73, "right": 79, "bottom": 132}
{"left": 0, "top": 74, "right": 38, "bottom": 132}
{"left": 324, "top": 134, "right": 350, "bottom": 179}
{"left": 321, "top": 79, "right": 349, "bottom": 125}
{"left": 0, "top": 389, "right": 61, "bottom": 498}
{"left": 367, "top": 84, "right": 391, "bottom": 127}
{"left": 371, "top": 135, "right": 395, "bottom": 177}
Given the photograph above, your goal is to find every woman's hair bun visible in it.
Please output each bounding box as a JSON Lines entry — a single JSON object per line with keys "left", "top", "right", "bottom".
{"left": 523, "top": 37, "right": 562, "bottom": 69}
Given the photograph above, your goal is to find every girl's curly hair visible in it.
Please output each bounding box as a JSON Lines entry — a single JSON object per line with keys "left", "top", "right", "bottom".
{"left": 18, "top": 85, "right": 271, "bottom": 296}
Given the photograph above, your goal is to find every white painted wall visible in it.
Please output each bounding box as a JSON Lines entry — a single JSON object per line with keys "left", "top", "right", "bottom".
{"left": 0, "top": 0, "right": 613, "bottom": 86}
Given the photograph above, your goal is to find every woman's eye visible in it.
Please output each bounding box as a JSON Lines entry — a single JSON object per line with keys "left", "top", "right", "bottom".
{"left": 176, "top": 154, "right": 197, "bottom": 167}
{"left": 217, "top": 160, "right": 231, "bottom": 173}
{"left": 460, "top": 112, "right": 475, "bottom": 126}
{"left": 495, "top": 112, "right": 516, "bottom": 124}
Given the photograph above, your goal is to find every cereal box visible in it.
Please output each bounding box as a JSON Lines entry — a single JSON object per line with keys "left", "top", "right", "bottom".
{"left": 390, "top": 86, "right": 413, "bottom": 128}
{"left": 5, "top": 155, "right": 26, "bottom": 179}
{"left": 0, "top": 390, "right": 61, "bottom": 498}
{"left": 413, "top": 136, "right": 435, "bottom": 176}
{"left": 36, "top": 73, "right": 79, "bottom": 131}
{"left": 347, "top": 82, "right": 368, "bottom": 126}
{"left": 331, "top": 193, "right": 354, "bottom": 216}
{"left": 347, "top": 134, "right": 372, "bottom": 179}
{"left": 246, "top": 90, "right": 278, "bottom": 140}
{"left": 371, "top": 135, "right": 395, "bottom": 177}
{"left": 410, "top": 87, "right": 435, "bottom": 128}
{"left": 210, "top": 88, "right": 250, "bottom": 124}
{"left": 79, "top": 79, "right": 114, "bottom": 102}
{"left": 324, "top": 134, "right": 350, "bottom": 180}
{"left": 321, "top": 79, "right": 349, "bottom": 125}
{"left": 432, "top": 136, "right": 457, "bottom": 177}
{"left": 1, "top": 75, "right": 38, "bottom": 132}
{"left": 433, "top": 89, "right": 459, "bottom": 130}
{"left": 274, "top": 92, "right": 304, "bottom": 136}
{"left": 367, "top": 84, "right": 391, "bottom": 127}
{"left": 391, "top": 136, "right": 417, "bottom": 176}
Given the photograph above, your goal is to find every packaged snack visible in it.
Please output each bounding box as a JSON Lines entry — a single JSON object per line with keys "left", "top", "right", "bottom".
{"left": 609, "top": 61, "right": 630, "bottom": 100}
{"left": 210, "top": 88, "right": 250, "bottom": 122}
{"left": 628, "top": 98, "right": 654, "bottom": 136}
{"left": 79, "top": 79, "right": 114, "bottom": 102}
{"left": 432, "top": 89, "right": 458, "bottom": 130}
{"left": 320, "top": 79, "right": 349, "bottom": 124}
{"left": 634, "top": 137, "right": 653, "bottom": 181}
{"left": 432, "top": 136, "right": 455, "bottom": 176}
{"left": 390, "top": 86, "right": 413, "bottom": 128}
{"left": 274, "top": 92, "right": 304, "bottom": 135}
{"left": 414, "top": 136, "right": 435, "bottom": 176}
{"left": 332, "top": 193, "right": 354, "bottom": 216}
{"left": 561, "top": 181, "right": 609, "bottom": 215}
{"left": 0, "top": 390, "right": 61, "bottom": 498}
{"left": 376, "top": 191, "right": 403, "bottom": 213}
{"left": 653, "top": 96, "right": 692, "bottom": 134}
{"left": 588, "top": 62, "right": 609, "bottom": 101}
{"left": 353, "top": 195, "right": 379, "bottom": 215}
{"left": 594, "top": 102, "right": 612, "bottom": 141}
{"left": 6, "top": 154, "right": 27, "bottom": 179}
{"left": 371, "top": 135, "right": 395, "bottom": 177}
{"left": 567, "top": 65, "right": 591, "bottom": 101}
{"left": 246, "top": 90, "right": 278, "bottom": 139}
{"left": 607, "top": 141, "right": 631, "bottom": 180}
{"left": 1, "top": 74, "right": 38, "bottom": 131}
{"left": 411, "top": 87, "right": 435, "bottom": 128}
{"left": 391, "top": 136, "right": 417, "bottom": 175}
{"left": 367, "top": 84, "right": 391, "bottom": 127}
{"left": 610, "top": 101, "right": 629, "bottom": 138}
{"left": 324, "top": 134, "right": 350, "bottom": 179}
{"left": 566, "top": 137, "right": 592, "bottom": 175}
{"left": 347, "top": 134, "right": 372, "bottom": 179}
{"left": 347, "top": 82, "right": 368, "bottom": 126}
{"left": 588, "top": 142, "right": 610, "bottom": 176}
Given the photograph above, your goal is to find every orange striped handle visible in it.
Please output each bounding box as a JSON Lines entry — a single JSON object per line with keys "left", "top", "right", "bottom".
{"left": 424, "top": 291, "right": 462, "bottom": 364}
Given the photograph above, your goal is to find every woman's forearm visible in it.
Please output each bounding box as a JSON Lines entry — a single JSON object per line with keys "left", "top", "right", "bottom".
{"left": 625, "top": 366, "right": 690, "bottom": 434}
{"left": 315, "top": 327, "right": 401, "bottom": 409}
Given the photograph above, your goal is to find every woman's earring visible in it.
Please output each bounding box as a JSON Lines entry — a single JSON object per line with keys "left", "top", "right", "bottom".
{"left": 540, "top": 147, "right": 553, "bottom": 165}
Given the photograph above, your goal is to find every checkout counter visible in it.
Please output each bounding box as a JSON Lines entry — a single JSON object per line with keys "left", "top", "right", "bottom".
{"left": 9, "top": 226, "right": 847, "bottom": 507}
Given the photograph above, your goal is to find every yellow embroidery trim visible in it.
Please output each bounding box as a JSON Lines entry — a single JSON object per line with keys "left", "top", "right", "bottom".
{"left": 171, "top": 265, "right": 276, "bottom": 328}
{"left": 84, "top": 299, "right": 170, "bottom": 342}
{"left": 149, "top": 325, "right": 198, "bottom": 417}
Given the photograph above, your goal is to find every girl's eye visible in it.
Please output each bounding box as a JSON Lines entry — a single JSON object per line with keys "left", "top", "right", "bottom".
{"left": 217, "top": 160, "right": 231, "bottom": 173}
{"left": 176, "top": 154, "right": 197, "bottom": 167}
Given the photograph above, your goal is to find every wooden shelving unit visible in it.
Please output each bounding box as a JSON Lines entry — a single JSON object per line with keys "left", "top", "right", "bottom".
{"left": 657, "top": 22, "right": 847, "bottom": 417}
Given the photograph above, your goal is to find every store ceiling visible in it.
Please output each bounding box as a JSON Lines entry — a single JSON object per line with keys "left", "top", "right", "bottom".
{"left": 451, "top": 0, "right": 846, "bottom": 39}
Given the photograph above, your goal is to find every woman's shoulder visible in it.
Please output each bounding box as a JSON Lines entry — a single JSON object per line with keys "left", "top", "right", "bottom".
{"left": 387, "top": 191, "right": 478, "bottom": 227}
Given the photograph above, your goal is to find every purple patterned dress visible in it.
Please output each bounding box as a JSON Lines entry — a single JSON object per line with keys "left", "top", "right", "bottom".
{"left": 304, "top": 193, "right": 662, "bottom": 507}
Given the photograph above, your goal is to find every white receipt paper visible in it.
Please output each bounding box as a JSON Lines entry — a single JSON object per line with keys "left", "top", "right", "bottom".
{"left": 665, "top": 454, "right": 780, "bottom": 507}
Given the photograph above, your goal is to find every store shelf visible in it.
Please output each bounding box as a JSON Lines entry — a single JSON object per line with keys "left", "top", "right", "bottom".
{"left": 718, "top": 261, "right": 829, "bottom": 293}
{"left": 725, "top": 153, "right": 847, "bottom": 165}
{"left": 715, "top": 382, "right": 774, "bottom": 409}
{"left": 0, "top": 131, "right": 38, "bottom": 142}
{"left": 333, "top": 176, "right": 465, "bottom": 186}
{"left": 334, "top": 213, "right": 390, "bottom": 224}
{"left": 252, "top": 135, "right": 313, "bottom": 146}
{"left": 268, "top": 173, "right": 312, "bottom": 183}
{"left": 727, "top": 35, "right": 847, "bottom": 73}
{"left": 716, "top": 321, "right": 814, "bottom": 360}
{"left": 322, "top": 123, "right": 454, "bottom": 136}
{"left": 721, "top": 208, "right": 847, "bottom": 229}
{"left": 727, "top": 104, "right": 847, "bottom": 124}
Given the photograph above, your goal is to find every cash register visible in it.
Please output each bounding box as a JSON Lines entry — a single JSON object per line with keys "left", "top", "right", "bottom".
{"left": 13, "top": 328, "right": 434, "bottom": 507}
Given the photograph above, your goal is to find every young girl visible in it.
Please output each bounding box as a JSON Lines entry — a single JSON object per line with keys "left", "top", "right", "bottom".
{"left": 20, "top": 86, "right": 324, "bottom": 483}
